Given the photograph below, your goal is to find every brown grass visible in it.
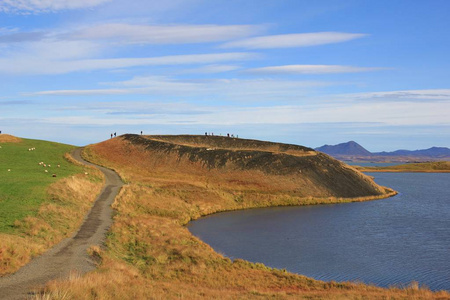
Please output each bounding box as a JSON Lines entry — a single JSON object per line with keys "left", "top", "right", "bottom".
{"left": 357, "top": 161, "right": 450, "bottom": 173}
{"left": 36, "top": 137, "right": 449, "bottom": 299}
{"left": 0, "top": 161, "right": 103, "bottom": 275}
{"left": 0, "top": 134, "right": 22, "bottom": 143}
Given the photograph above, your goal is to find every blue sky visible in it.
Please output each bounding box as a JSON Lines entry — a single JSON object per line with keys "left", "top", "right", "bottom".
{"left": 0, "top": 0, "right": 449, "bottom": 151}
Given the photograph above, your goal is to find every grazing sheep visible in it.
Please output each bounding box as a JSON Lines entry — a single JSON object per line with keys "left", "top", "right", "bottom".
{"left": 48, "top": 164, "right": 51, "bottom": 167}
{"left": 52, "top": 174, "right": 57, "bottom": 177}
{"left": 84, "top": 172, "right": 88, "bottom": 175}
{"left": 57, "top": 164, "right": 60, "bottom": 168}
{"left": 8, "top": 169, "right": 11, "bottom": 172}
{"left": 45, "top": 170, "right": 48, "bottom": 173}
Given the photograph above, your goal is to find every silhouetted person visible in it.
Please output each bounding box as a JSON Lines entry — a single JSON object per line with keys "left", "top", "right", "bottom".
{"left": 205, "top": 132, "right": 207, "bottom": 136}
{"left": 141, "top": 131, "right": 143, "bottom": 135}
{"left": 111, "top": 133, "right": 113, "bottom": 139}
{"left": 227, "top": 133, "right": 230, "bottom": 137}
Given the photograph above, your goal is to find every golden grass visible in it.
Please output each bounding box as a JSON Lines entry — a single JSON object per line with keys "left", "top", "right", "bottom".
{"left": 0, "top": 163, "right": 103, "bottom": 275}
{"left": 0, "top": 134, "right": 22, "bottom": 143}
{"left": 357, "top": 161, "right": 450, "bottom": 173}
{"left": 36, "top": 137, "right": 449, "bottom": 299}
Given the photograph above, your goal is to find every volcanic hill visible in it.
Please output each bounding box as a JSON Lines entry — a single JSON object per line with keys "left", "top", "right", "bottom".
{"left": 88, "top": 134, "right": 390, "bottom": 199}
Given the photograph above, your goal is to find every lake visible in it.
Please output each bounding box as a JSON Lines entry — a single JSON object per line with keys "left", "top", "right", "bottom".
{"left": 188, "top": 173, "right": 450, "bottom": 291}
{"left": 345, "top": 161, "right": 402, "bottom": 167}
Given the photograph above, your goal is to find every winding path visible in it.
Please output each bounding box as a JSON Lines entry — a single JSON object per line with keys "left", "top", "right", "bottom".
{"left": 0, "top": 148, "right": 123, "bottom": 300}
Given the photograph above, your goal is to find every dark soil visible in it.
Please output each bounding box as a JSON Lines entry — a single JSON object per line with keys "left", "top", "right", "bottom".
{"left": 122, "top": 134, "right": 386, "bottom": 198}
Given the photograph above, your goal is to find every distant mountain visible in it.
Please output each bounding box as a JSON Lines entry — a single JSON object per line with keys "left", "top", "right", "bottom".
{"left": 315, "top": 142, "right": 450, "bottom": 162}
{"left": 315, "top": 141, "right": 372, "bottom": 156}
{"left": 374, "top": 147, "right": 450, "bottom": 158}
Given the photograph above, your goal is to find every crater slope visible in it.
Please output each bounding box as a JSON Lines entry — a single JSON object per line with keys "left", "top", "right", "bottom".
{"left": 90, "top": 134, "right": 390, "bottom": 199}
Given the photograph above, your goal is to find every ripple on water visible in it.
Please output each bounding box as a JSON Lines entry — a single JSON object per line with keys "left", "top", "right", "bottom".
{"left": 188, "top": 173, "right": 450, "bottom": 292}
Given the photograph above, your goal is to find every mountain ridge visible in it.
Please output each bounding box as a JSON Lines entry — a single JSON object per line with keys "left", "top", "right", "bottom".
{"left": 316, "top": 141, "right": 450, "bottom": 162}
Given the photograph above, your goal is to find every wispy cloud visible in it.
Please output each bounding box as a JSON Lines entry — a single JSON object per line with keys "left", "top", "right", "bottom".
{"left": 67, "top": 23, "right": 261, "bottom": 45}
{"left": 346, "top": 89, "right": 450, "bottom": 101}
{"left": 0, "top": 100, "right": 33, "bottom": 105}
{"left": 0, "top": 0, "right": 111, "bottom": 13}
{"left": 1, "top": 52, "right": 256, "bottom": 75}
{"left": 40, "top": 101, "right": 450, "bottom": 127}
{"left": 221, "top": 32, "right": 367, "bottom": 49}
{"left": 0, "top": 31, "right": 46, "bottom": 43}
{"left": 25, "top": 76, "right": 330, "bottom": 101}
{"left": 178, "top": 64, "right": 241, "bottom": 74}
{"left": 246, "top": 64, "right": 386, "bottom": 74}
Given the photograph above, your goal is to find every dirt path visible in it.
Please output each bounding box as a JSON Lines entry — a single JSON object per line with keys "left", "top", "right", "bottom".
{"left": 0, "top": 148, "right": 123, "bottom": 300}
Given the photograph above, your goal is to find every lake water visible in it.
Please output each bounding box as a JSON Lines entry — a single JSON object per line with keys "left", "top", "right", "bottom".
{"left": 345, "top": 161, "right": 402, "bottom": 167}
{"left": 188, "top": 173, "right": 450, "bottom": 291}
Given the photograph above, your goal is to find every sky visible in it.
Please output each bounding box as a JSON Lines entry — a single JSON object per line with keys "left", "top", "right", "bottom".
{"left": 0, "top": 0, "right": 449, "bottom": 151}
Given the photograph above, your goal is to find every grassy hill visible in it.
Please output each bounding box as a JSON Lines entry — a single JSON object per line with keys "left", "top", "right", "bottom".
{"left": 0, "top": 134, "right": 103, "bottom": 275}
{"left": 35, "top": 135, "right": 450, "bottom": 299}
{"left": 97, "top": 134, "right": 389, "bottom": 199}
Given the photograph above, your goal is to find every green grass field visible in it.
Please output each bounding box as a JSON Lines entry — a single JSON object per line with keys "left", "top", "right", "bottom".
{"left": 0, "top": 137, "right": 83, "bottom": 233}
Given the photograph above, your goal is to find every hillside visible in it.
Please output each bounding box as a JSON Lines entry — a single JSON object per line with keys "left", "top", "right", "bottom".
{"left": 109, "top": 134, "right": 388, "bottom": 198}
{"left": 0, "top": 135, "right": 103, "bottom": 276}
{"left": 39, "top": 134, "right": 450, "bottom": 300}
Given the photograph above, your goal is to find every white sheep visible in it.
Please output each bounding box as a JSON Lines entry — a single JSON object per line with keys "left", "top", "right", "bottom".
{"left": 45, "top": 170, "right": 48, "bottom": 173}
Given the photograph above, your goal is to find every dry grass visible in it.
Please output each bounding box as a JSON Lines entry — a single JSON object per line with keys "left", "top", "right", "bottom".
{"left": 37, "top": 137, "right": 449, "bottom": 299}
{"left": 0, "top": 163, "right": 103, "bottom": 275}
{"left": 0, "top": 134, "right": 22, "bottom": 143}
{"left": 357, "top": 161, "right": 450, "bottom": 173}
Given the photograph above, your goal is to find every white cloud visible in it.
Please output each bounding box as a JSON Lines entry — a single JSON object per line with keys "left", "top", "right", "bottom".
{"left": 246, "top": 65, "right": 385, "bottom": 74}
{"left": 68, "top": 23, "right": 261, "bottom": 45}
{"left": 41, "top": 101, "right": 450, "bottom": 127}
{"left": 221, "top": 32, "right": 367, "bottom": 49}
{"left": 0, "top": 52, "right": 256, "bottom": 75}
{"left": 346, "top": 89, "right": 450, "bottom": 101}
{"left": 177, "top": 64, "right": 241, "bottom": 74}
{"left": 0, "top": 0, "right": 111, "bottom": 13}
{"left": 25, "top": 76, "right": 330, "bottom": 100}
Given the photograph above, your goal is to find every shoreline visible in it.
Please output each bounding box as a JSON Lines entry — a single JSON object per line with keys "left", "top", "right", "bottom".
{"left": 184, "top": 188, "right": 398, "bottom": 225}
{"left": 361, "top": 169, "right": 450, "bottom": 173}
{"left": 35, "top": 137, "right": 448, "bottom": 299}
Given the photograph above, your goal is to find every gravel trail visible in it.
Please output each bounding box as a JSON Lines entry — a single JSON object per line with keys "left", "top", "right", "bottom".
{"left": 0, "top": 148, "right": 123, "bottom": 299}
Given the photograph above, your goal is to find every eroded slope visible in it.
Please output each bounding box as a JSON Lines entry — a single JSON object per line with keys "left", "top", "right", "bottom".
{"left": 113, "top": 134, "right": 388, "bottom": 198}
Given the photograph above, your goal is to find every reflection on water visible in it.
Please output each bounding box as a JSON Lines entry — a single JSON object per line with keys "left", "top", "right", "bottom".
{"left": 188, "top": 173, "right": 450, "bottom": 291}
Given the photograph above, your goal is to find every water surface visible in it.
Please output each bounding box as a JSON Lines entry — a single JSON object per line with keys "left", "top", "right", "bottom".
{"left": 188, "top": 173, "right": 450, "bottom": 291}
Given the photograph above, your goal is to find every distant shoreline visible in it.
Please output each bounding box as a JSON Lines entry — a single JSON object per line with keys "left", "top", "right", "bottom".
{"left": 354, "top": 161, "right": 450, "bottom": 173}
